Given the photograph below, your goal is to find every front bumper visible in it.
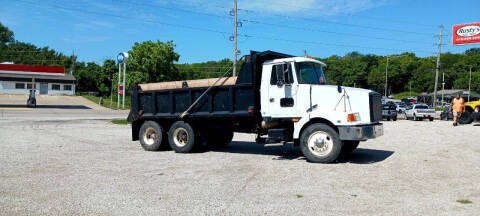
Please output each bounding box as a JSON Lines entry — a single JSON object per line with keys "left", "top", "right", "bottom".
{"left": 338, "top": 123, "right": 383, "bottom": 141}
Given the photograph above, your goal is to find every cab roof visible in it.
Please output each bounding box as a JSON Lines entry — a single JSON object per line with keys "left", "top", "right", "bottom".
{"left": 264, "top": 57, "right": 327, "bottom": 67}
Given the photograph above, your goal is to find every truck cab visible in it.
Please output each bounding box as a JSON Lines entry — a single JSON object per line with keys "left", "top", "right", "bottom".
{"left": 258, "top": 56, "right": 383, "bottom": 162}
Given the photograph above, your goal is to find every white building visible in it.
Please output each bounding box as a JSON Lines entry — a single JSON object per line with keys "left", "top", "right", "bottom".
{"left": 0, "top": 64, "right": 76, "bottom": 95}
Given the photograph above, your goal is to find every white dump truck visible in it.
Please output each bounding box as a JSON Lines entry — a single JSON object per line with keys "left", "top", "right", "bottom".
{"left": 129, "top": 50, "right": 383, "bottom": 163}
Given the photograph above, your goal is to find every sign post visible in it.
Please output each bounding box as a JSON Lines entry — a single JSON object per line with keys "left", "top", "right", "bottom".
{"left": 116, "top": 52, "right": 129, "bottom": 109}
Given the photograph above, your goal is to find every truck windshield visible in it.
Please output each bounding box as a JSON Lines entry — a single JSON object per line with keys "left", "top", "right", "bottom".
{"left": 295, "top": 62, "right": 326, "bottom": 85}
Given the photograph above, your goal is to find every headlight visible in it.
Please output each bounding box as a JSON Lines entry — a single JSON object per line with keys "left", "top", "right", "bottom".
{"left": 347, "top": 112, "right": 361, "bottom": 122}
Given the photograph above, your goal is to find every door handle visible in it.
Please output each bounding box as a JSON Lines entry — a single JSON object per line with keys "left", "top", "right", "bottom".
{"left": 270, "top": 98, "right": 274, "bottom": 102}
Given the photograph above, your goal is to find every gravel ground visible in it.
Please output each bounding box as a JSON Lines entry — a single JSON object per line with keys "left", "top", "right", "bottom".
{"left": 0, "top": 119, "right": 479, "bottom": 215}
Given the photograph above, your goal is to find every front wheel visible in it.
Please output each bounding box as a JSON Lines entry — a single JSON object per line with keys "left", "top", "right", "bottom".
{"left": 429, "top": 117, "right": 434, "bottom": 121}
{"left": 393, "top": 116, "right": 397, "bottom": 121}
{"left": 300, "top": 123, "right": 342, "bottom": 163}
{"left": 404, "top": 114, "right": 409, "bottom": 120}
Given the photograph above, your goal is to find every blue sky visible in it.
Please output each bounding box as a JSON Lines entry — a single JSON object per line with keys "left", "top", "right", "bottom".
{"left": 0, "top": 0, "right": 479, "bottom": 64}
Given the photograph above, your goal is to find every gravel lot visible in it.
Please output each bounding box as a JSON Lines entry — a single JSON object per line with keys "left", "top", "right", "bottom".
{"left": 0, "top": 119, "right": 479, "bottom": 215}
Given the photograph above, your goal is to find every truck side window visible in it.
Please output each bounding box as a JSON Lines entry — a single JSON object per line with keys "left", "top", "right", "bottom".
{"left": 270, "top": 64, "right": 293, "bottom": 85}
{"left": 295, "top": 62, "right": 326, "bottom": 85}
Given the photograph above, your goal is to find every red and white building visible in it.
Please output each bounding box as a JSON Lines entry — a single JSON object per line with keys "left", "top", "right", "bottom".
{"left": 0, "top": 63, "right": 76, "bottom": 95}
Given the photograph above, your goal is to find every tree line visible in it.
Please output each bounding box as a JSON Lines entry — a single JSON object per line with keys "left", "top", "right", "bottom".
{"left": 1, "top": 22, "right": 479, "bottom": 98}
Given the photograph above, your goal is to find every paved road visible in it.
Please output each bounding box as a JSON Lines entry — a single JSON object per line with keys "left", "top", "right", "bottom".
{"left": 0, "top": 94, "right": 128, "bottom": 120}
{"left": 0, "top": 116, "right": 479, "bottom": 215}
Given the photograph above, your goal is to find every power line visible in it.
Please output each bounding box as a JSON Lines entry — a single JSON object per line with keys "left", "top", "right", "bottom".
{"left": 17, "top": 0, "right": 435, "bottom": 56}
{"left": 240, "top": 18, "right": 434, "bottom": 45}
{"left": 17, "top": 0, "right": 233, "bottom": 36}
{"left": 114, "top": 0, "right": 232, "bottom": 21}
{"left": 239, "top": 8, "right": 434, "bottom": 36}
{"left": 239, "top": 33, "right": 434, "bottom": 54}
{"left": 98, "top": 0, "right": 436, "bottom": 44}
{"left": 238, "top": 1, "right": 437, "bottom": 28}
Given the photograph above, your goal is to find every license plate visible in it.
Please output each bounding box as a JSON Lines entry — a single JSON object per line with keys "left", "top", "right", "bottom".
{"left": 374, "top": 125, "right": 383, "bottom": 137}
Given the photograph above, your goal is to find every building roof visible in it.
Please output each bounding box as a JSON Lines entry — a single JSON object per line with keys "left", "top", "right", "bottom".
{"left": 0, "top": 64, "right": 65, "bottom": 76}
{"left": 0, "top": 72, "right": 76, "bottom": 82}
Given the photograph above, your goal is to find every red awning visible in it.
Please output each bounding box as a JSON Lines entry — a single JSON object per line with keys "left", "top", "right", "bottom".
{"left": 0, "top": 64, "right": 65, "bottom": 76}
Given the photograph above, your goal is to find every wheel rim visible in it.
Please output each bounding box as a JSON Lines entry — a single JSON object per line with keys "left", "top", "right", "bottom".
{"left": 173, "top": 128, "right": 189, "bottom": 147}
{"left": 307, "top": 131, "right": 333, "bottom": 157}
{"left": 143, "top": 127, "right": 157, "bottom": 145}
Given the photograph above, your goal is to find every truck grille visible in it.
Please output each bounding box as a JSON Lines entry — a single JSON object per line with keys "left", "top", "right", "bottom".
{"left": 369, "top": 92, "right": 382, "bottom": 122}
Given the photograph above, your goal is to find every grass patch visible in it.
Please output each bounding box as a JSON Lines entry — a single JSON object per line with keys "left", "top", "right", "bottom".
{"left": 456, "top": 199, "right": 472, "bottom": 204}
{"left": 393, "top": 91, "right": 420, "bottom": 100}
{"left": 111, "top": 119, "right": 129, "bottom": 125}
{"left": 295, "top": 194, "right": 304, "bottom": 198}
{"left": 82, "top": 95, "right": 131, "bottom": 110}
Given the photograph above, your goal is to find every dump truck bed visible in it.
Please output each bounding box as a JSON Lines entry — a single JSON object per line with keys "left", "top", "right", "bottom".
{"left": 131, "top": 82, "right": 256, "bottom": 119}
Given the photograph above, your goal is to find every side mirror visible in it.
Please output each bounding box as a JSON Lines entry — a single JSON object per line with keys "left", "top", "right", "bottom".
{"left": 275, "top": 63, "right": 288, "bottom": 87}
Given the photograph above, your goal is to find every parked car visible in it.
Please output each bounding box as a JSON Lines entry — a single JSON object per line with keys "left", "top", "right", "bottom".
{"left": 440, "top": 108, "right": 453, "bottom": 120}
{"left": 395, "top": 103, "right": 406, "bottom": 113}
{"left": 404, "top": 104, "right": 435, "bottom": 121}
{"left": 382, "top": 104, "right": 397, "bottom": 121}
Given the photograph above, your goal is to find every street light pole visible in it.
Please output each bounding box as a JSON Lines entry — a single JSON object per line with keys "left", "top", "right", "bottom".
{"left": 385, "top": 56, "right": 389, "bottom": 97}
{"left": 117, "top": 63, "right": 121, "bottom": 109}
{"left": 468, "top": 66, "right": 472, "bottom": 102}
{"left": 441, "top": 72, "right": 445, "bottom": 108}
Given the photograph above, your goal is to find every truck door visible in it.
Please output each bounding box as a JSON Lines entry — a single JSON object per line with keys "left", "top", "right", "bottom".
{"left": 266, "top": 63, "right": 297, "bottom": 118}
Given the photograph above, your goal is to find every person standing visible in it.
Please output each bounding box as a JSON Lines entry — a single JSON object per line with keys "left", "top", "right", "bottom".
{"left": 449, "top": 94, "right": 465, "bottom": 126}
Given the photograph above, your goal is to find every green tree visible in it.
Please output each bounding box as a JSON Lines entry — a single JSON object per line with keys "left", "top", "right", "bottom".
{"left": 128, "top": 40, "right": 180, "bottom": 84}
{"left": 0, "top": 22, "right": 14, "bottom": 44}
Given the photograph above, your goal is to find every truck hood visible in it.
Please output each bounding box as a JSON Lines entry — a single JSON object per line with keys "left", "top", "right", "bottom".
{"left": 308, "top": 85, "right": 374, "bottom": 125}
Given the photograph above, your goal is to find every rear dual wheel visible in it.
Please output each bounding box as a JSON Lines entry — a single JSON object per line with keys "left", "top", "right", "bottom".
{"left": 139, "top": 121, "right": 168, "bottom": 151}
{"left": 168, "top": 121, "right": 202, "bottom": 153}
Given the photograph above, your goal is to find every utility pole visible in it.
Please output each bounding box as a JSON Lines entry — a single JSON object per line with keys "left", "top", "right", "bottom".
{"left": 433, "top": 25, "right": 443, "bottom": 110}
{"left": 70, "top": 50, "right": 75, "bottom": 75}
{"left": 468, "top": 66, "right": 472, "bottom": 102}
{"left": 385, "top": 56, "right": 389, "bottom": 97}
{"left": 409, "top": 81, "right": 412, "bottom": 97}
{"left": 232, "top": 0, "right": 238, "bottom": 77}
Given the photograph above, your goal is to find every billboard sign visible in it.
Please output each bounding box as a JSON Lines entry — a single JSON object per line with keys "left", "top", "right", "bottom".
{"left": 453, "top": 22, "right": 480, "bottom": 46}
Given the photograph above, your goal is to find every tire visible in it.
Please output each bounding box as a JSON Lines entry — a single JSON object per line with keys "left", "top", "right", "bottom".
{"left": 404, "top": 114, "right": 409, "bottom": 120}
{"left": 387, "top": 117, "right": 390, "bottom": 121}
{"left": 300, "top": 123, "right": 342, "bottom": 163}
{"left": 339, "top": 140, "right": 360, "bottom": 158}
{"left": 393, "top": 116, "right": 397, "bottom": 121}
{"left": 139, "top": 121, "right": 167, "bottom": 151}
{"left": 413, "top": 114, "right": 417, "bottom": 121}
{"left": 204, "top": 128, "right": 234, "bottom": 148}
{"left": 429, "top": 117, "right": 434, "bottom": 121}
{"left": 458, "top": 112, "right": 474, "bottom": 124}
{"left": 168, "top": 121, "right": 200, "bottom": 153}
